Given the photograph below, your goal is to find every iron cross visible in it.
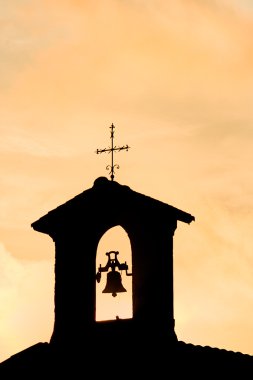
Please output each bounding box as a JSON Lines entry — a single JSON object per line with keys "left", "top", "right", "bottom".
{"left": 96, "top": 123, "right": 130, "bottom": 181}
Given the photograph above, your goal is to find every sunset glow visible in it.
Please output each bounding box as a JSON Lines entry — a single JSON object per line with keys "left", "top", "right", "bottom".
{"left": 1, "top": 0, "right": 253, "bottom": 362}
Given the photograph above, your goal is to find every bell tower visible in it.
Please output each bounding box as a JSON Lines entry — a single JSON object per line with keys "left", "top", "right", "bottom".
{"left": 31, "top": 177, "right": 194, "bottom": 349}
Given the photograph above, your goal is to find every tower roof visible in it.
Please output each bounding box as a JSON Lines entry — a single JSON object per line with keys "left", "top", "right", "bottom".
{"left": 31, "top": 177, "right": 195, "bottom": 235}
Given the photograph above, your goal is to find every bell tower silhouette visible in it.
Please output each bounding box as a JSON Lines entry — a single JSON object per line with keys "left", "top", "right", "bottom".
{"left": 31, "top": 176, "right": 195, "bottom": 349}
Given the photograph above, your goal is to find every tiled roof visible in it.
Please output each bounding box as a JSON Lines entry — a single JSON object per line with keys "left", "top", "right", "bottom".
{"left": 1, "top": 339, "right": 253, "bottom": 376}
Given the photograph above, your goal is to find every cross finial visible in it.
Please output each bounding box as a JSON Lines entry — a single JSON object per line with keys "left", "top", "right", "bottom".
{"left": 96, "top": 123, "right": 130, "bottom": 181}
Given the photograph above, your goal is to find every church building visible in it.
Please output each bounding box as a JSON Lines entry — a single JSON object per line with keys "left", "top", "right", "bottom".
{"left": 1, "top": 126, "right": 253, "bottom": 377}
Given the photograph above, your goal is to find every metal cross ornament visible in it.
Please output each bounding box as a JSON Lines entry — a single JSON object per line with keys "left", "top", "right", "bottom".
{"left": 96, "top": 124, "right": 130, "bottom": 181}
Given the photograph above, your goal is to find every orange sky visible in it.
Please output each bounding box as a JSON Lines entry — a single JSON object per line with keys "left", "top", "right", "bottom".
{"left": 1, "top": 0, "right": 253, "bottom": 362}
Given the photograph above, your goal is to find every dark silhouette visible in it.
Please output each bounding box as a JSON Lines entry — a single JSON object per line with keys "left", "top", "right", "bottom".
{"left": 96, "top": 250, "right": 130, "bottom": 297}
{"left": 96, "top": 123, "right": 130, "bottom": 181}
{"left": 1, "top": 176, "right": 253, "bottom": 377}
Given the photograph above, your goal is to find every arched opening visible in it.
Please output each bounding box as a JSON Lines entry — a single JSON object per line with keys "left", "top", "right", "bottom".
{"left": 96, "top": 225, "right": 133, "bottom": 321}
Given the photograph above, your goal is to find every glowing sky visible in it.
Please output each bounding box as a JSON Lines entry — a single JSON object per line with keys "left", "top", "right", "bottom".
{"left": 1, "top": 0, "right": 253, "bottom": 362}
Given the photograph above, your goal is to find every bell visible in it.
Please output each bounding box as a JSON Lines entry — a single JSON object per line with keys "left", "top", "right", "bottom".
{"left": 102, "top": 270, "right": 127, "bottom": 297}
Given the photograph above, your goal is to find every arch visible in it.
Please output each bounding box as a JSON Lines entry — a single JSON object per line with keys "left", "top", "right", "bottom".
{"left": 96, "top": 225, "right": 133, "bottom": 321}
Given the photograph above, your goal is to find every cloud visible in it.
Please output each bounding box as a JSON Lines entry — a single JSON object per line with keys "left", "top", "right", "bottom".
{"left": 0, "top": 242, "right": 54, "bottom": 362}
{"left": 0, "top": 0, "right": 64, "bottom": 88}
{"left": 225, "top": 0, "right": 253, "bottom": 14}
{"left": 0, "top": 126, "right": 78, "bottom": 157}
{"left": 174, "top": 201, "right": 253, "bottom": 355}
{"left": 1, "top": 0, "right": 252, "bottom": 121}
